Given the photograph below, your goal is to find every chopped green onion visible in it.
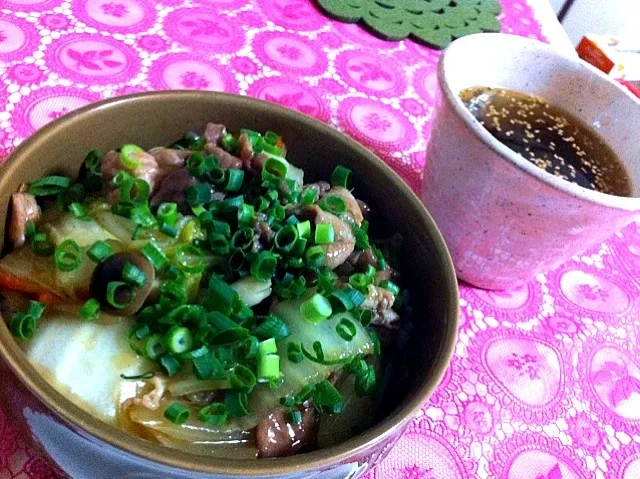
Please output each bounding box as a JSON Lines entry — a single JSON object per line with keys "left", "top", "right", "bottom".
{"left": 305, "top": 245, "right": 325, "bottom": 268}
{"left": 288, "top": 409, "right": 303, "bottom": 424}
{"left": 211, "top": 220, "right": 231, "bottom": 238}
{"left": 230, "top": 364, "right": 257, "bottom": 393}
{"left": 296, "top": 220, "right": 311, "bottom": 239}
{"left": 253, "top": 314, "right": 290, "bottom": 341}
{"left": 379, "top": 280, "right": 400, "bottom": 296}
{"left": 319, "top": 195, "right": 347, "bottom": 216}
{"left": 250, "top": 251, "right": 277, "bottom": 281}
{"left": 300, "top": 293, "right": 332, "bottom": 324}
{"left": 185, "top": 183, "right": 213, "bottom": 207}
{"left": 328, "top": 289, "right": 354, "bottom": 312}
{"left": 271, "top": 204, "right": 286, "bottom": 221}
{"left": 372, "top": 246, "right": 387, "bottom": 270}
{"left": 28, "top": 176, "right": 71, "bottom": 196}
{"left": 258, "top": 337, "right": 277, "bottom": 357}
{"left": 54, "top": 239, "right": 82, "bottom": 272}
{"left": 223, "top": 195, "right": 244, "bottom": 210}
{"left": 331, "top": 165, "right": 352, "bottom": 189}
{"left": 120, "top": 144, "right": 144, "bottom": 169}
{"left": 264, "top": 131, "right": 280, "bottom": 146}
{"left": 227, "top": 249, "right": 245, "bottom": 272}
{"left": 231, "top": 227, "right": 254, "bottom": 251}
{"left": 106, "top": 281, "right": 133, "bottom": 310}
{"left": 160, "top": 223, "right": 178, "bottom": 238}
{"left": 254, "top": 196, "right": 270, "bottom": 212}
{"left": 184, "top": 131, "right": 205, "bottom": 150}
{"left": 187, "top": 152, "right": 206, "bottom": 176}
{"left": 122, "top": 262, "right": 147, "bottom": 288}
{"left": 225, "top": 169, "right": 244, "bottom": 192}
{"left": 119, "top": 178, "right": 150, "bottom": 204}
{"left": 164, "top": 402, "right": 190, "bottom": 424}
{"left": 313, "top": 380, "right": 344, "bottom": 414}
{"left": 10, "top": 312, "right": 38, "bottom": 340}
{"left": 349, "top": 273, "right": 370, "bottom": 292}
{"left": 84, "top": 149, "right": 103, "bottom": 173}
{"left": 79, "top": 298, "right": 100, "bottom": 321}
{"left": 142, "top": 242, "right": 169, "bottom": 270}
{"left": 294, "top": 383, "right": 316, "bottom": 405}
{"left": 144, "top": 334, "right": 166, "bottom": 359}
{"left": 274, "top": 224, "right": 299, "bottom": 253}
{"left": 220, "top": 133, "right": 239, "bottom": 152}
{"left": 358, "top": 309, "right": 373, "bottom": 327}
{"left": 237, "top": 204, "right": 255, "bottom": 227}
{"left": 69, "top": 202, "right": 88, "bottom": 220}
{"left": 24, "top": 221, "right": 36, "bottom": 240}
{"left": 225, "top": 391, "right": 250, "bottom": 417}
{"left": 262, "top": 157, "right": 287, "bottom": 184}
{"left": 280, "top": 396, "right": 295, "bottom": 408}
{"left": 199, "top": 403, "right": 228, "bottom": 425}
{"left": 364, "top": 264, "right": 376, "bottom": 280}
{"left": 157, "top": 202, "right": 178, "bottom": 226}
{"left": 135, "top": 324, "right": 151, "bottom": 340}
{"left": 192, "top": 353, "right": 224, "bottom": 380}
{"left": 165, "top": 326, "right": 194, "bottom": 354}
{"left": 286, "top": 215, "right": 300, "bottom": 225}
{"left": 207, "top": 166, "right": 226, "bottom": 185}
{"left": 290, "top": 239, "right": 308, "bottom": 257}
{"left": 352, "top": 226, "right": 370, "bottom": 249}
{"left": 355, "top": 364, "right": 377, "bottom": 397}
{"left": 301, "top": 188, "right": 317, "bottom": 205}
{"left": 286, "top": 342, "right": 304, "bottom": 363}
{"left": 315, "top": 223, "right": 335, "bottom": 245}
{"left": 175, "top": 244, "right": 204, "bottom": 274}
{"left": 317, "top": 269, "right": 337, "bottom": 293}
{"left": 164, "top": 265, "right": 183, "bottom": 281}
{"left": 160, "top": 354, "right": 182, "bottom": 377}
{"left": 159, "top": 280, "right": 186, "bottom": 309}
{"left": 113, "top": 171, "right": 133, "bottom": 186}
{"left": 205, "top": 276, "right": 238, "bottom": 316}
{"left": 344, "top": 286, "right": 366, "bottom": 308}
{"left": 30, "top": 232, "right": 54, "bottom": 256}
{"left": 191, "top": 205, "right": 206, "bottom": 217}
{"left": 336, "top": 317, "right": 357, "bottom": 341}
{"left": 257, "top": 353, "right": 280, "bottom": 380}
{"left": 26, "top": 300, "right": 45, "bottom": 319}
{"left": 111, "top": 202, "right": 133, "bottom": 218}
{"left": 208, "top": 233, "right": 229, "bottom": 255}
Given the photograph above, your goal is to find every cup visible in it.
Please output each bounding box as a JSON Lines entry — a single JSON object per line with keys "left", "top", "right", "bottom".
{"left": 422, "top": 33, "right": 640, "bottom": 290}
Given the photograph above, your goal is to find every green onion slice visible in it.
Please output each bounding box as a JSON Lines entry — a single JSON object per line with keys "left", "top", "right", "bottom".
{"left": 164, "top": 402, "right": 190, "bottom": 424}
{"left": 28, "top": 176, "right": 71, "bottom": 196}
{"left": 54, "top": 239, "right": 82, "bottom": 272}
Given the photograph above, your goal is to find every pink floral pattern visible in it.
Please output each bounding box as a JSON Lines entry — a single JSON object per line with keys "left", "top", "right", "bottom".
{"left": 0, "top": 1, "right": 632, "bottom": 479}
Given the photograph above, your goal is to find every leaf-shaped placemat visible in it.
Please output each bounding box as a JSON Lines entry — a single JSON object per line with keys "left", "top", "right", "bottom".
{"left": 316, "top": 0, "right": 502, "bottom": 49}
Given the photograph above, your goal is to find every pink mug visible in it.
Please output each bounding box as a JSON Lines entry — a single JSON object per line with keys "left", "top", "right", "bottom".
{"left": 422, "top": 33, "right": 640, "bottom": 290}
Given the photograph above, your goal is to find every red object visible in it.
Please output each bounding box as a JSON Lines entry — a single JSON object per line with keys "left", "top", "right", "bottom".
{"left": 618, "top": 78, "right": 640, "bottom": 99}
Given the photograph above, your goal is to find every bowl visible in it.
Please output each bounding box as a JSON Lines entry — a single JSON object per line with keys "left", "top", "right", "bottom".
{"left": 0, "top": 91, "right": 458, "bottom": 479}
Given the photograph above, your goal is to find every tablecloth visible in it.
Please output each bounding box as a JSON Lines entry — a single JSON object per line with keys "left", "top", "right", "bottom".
{"left": 0, "top": 1, "right": 637, "bottom": 478}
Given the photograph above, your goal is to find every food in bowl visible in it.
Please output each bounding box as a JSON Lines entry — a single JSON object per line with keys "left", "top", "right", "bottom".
{"left": 459, "top": 86, "right": 632, "bottom": 196}
{"left": 0, "top": 123, "right": 409, "bottom": 460}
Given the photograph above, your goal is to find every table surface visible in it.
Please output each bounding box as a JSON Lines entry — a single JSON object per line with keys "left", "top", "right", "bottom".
{"left": 0, "top": 1, "right": 638, "bottom": 478}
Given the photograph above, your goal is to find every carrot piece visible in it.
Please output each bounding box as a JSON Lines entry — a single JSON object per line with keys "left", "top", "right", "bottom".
{"left": 0, "top": 271, "right": 45, "bottom": 294}
{"left": 36, "top": 291, "right": 63, "bottom": 305}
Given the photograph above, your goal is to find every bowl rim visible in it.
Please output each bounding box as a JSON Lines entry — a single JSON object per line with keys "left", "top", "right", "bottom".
{"left": 0, "top": 90, "right": 459, "bottom": 475}
{"left": 440, "top": 32, "right": 640, "bottom": 211}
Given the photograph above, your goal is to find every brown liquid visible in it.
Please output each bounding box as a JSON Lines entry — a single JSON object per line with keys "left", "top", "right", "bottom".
{"left": 460, "top": 86, "right": 632, "bottom": 197}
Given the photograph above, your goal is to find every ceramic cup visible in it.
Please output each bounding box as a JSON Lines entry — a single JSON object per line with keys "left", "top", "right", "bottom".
{"left": 422, "top": 33, "right": 640, "bottom": 290}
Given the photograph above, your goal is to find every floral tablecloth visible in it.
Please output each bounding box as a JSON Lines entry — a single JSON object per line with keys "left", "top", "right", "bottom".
{"left": 0, "top": 1, "right": 638, "bottom": 478}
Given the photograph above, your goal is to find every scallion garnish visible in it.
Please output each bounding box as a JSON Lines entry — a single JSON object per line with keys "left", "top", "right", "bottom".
{"left": 300, "top": 293, "right": 332, "bottom": 324}
{"left": 187, "top": 152, "right": 206, "bottom": 177}
{"left": 120, "top": 371, "right": 155, "bottom": 380}
{"left": 30, "top": 232, "right": 54, "bottom": 256}
{"left": 331, "top": 165, "right": 352, "bottom": 189}
{"left": 315, "top": 223, "right": 335, "bottom": 245}
{"left": 165, "top": 326, "right": 194, "bottom": 354}
{"left": 185, "top": 183, "right": 213, "bottom": 207}
{"left": 301, "top": 188, "right": 317, "bottom": 205}
{"left": 225, "top": 391, "right": 250, "bottom": 417}
{"left": 175, "top": 244, "right": 204, "bottom": 274}
{"left": 157, "top": 202, "right": 178, "bottom": 226}
{"left": 79, "top": 298, "right": 100, "bottom": 321}
{"left": 286, "top": 342, "right": 304, "bottom": 363}
{"left": 257, "top": 352, "right": 280, "bottom": 381}
{"left": 230, "top": 364, "right": 257, "bottom": 393}
{"left": 305, "top": 245, "right": 324, "bottom": 268}
{"left": 274, "top": 224, "right": 299, "bottom": 253}
{"left": 141, "top": 242, "right": 169, "bottom": 270}
{"left": 122, "top": 261, "right": 146, "bottom": 288}
{"left": 296, "top": 220, "right": 311, "bottom": 239}
{"left": 164, "top": 402, "right": 190, "bottom": 424}
{"left": 69, "top": 202, "right": 88, "bottom": 220}
{"left": 313, "top": 380, "right": 344, "bottom": 414}
{"left": 379, "top": 280, "right": 400, "bottom": 296}
{"left": 106, "top": 281, "right": 134, "bottom": 310}
{"left": 253, "top": 314, "right": 290, "bottom": 341}
{"left": 319, "top": 195, "right": 347, "bottom": 216}
{"left": 250, "top": 251, "right": 277, "bottom": 281}
{"left": 225, "top": 168, "right": 244, "bottom": 192}
{"left": 159, "top": 354, "right": 182, "bottom": 377}
{"left": 28, "top": 175, "right": 71, "bottom": 196}
{"left": 237, "top": 204, "right": 255, "bottom": 227}
{"left": 335, "top": 317, "right": 357, "bottom": 341}
{"left": 120, "top": 144, "right": 144, "bottom": 169}
{"left": 199, "top": 403, "right": 228, "bottom": 425}
{"left": 54, "top": 239, "right": 82, "bottom": 272}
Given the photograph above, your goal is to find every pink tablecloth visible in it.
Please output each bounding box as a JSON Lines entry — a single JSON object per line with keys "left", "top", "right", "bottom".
{"left": 0, "top": 1, "right": 637, "bottom": 478}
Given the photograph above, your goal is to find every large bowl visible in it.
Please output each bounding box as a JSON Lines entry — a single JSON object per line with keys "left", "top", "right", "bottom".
{"left": 0, "top": 91, "right": 458, "bottom": 479}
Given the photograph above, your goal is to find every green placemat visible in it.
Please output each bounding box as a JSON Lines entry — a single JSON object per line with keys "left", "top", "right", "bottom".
{"left": 316, "top": 0, "right": 502, "bottom": 49}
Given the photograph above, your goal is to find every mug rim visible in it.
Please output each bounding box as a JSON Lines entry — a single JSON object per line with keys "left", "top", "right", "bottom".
{"left": 438, "top": 32, "right": 640, "bottom": 212}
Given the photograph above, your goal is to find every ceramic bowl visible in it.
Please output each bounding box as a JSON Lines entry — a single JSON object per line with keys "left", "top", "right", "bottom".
{"left": 422, "top": 33, "right": 640, "bottom": 290}
{"left": 0, "top": 91, "right": 458, "bottom": 479}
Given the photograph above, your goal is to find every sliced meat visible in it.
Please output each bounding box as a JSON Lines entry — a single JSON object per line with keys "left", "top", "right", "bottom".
{"left": 101, "top": 148, "right": 188, "bottom": 200}
{"left": 204, "top": 123, "right": 227, "bottom": 144}
{"left": 9, "top": 192, "right": 41, "bottom": 248}
{"left": 205, "top": 144, "right": 243, "bottom": 170}
{"left": 238, "top": 133, "right": 254, "bottom": 169}
{"left": 362, "top": 284, "right": 399, "bottom": 329}
{"left": 371, "top": 308, "right": 400, "bottom": 329}
{"left": 149, "top": 168, "right": 197, "bottom": 212}
{"left": 255, "top": 407, "right": 319, "bottom": 458}
{"left": 299, "top": 205, "right": 356, "bottom": 269}
{"left": 326, "top": 186, "right": 363, "bottom": 226}
{"left": 302, "top": 181, "right": 330, "bottom": 201}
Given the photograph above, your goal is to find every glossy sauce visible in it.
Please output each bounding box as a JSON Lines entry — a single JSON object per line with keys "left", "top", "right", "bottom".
{"left": 460, "top": 87, "right": 632, "bottom": 197}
